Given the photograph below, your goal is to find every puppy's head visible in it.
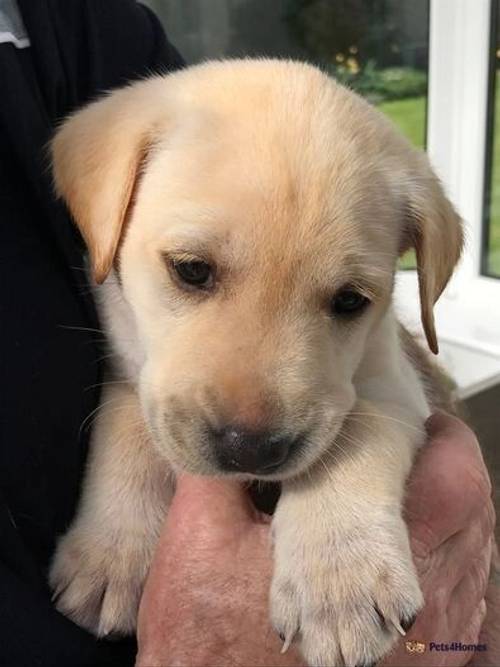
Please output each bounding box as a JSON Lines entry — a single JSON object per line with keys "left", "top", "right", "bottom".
{"left": 52, "top": 60, "right": 462, "bottom": 478}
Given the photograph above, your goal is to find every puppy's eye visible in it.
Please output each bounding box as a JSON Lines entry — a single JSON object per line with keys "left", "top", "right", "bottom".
{"left": 172, "top": 260, "right": 213, "bottom": 289}
{"left": 331, "top": 289, "right": 370, "bottom": 316}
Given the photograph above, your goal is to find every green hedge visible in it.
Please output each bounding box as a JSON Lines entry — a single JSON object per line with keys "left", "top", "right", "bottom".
{"left": 330, "top": 61, "right": 427, "bottom": 103}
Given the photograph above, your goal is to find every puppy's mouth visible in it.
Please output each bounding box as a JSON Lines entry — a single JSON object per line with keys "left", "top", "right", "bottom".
{"left": 151, "top": 418, "right": 310, "bottom": 479}
{"left": 148, "top": 399, "right": 347, "bottom": 480}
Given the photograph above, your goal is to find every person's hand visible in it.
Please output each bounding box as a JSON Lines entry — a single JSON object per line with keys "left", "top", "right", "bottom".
{"left": 381, "top": 412, "right": 496, "bottom": 667}
{"left": 136, "top": 413, "right": 496, "bottom": 667}
{"left": 135, "top": 476, "right": 304, "bottom": 667}
{"left": 472, "top": 540, "right": 500, "bottom": 667}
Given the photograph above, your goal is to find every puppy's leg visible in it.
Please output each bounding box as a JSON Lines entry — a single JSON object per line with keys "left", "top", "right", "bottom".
{"left": 271, "top": 400, "right": 425, "bottom": 667}
{"left": 49, "top": 383, "right": 173, "bottom": 637}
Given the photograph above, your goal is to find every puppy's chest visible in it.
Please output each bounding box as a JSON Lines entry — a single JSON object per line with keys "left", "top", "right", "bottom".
{"left": 93, "top": 272, "right": 144, "bottom": 381}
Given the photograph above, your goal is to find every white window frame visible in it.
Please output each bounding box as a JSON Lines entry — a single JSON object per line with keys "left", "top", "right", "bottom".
{"left": 395, "top": 0, "right": 500, "bottom": 397}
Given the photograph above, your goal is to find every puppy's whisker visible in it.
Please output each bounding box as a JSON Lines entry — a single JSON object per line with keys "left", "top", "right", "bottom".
{"left": 329, "top": 409, "right": 424, "bottom": 436}
{"left": 92, "top": 405, "right": 146, "bottom": 440}
{"left": 84, "top": 378, "right": 164, "bottom": 393}
{"left": 304, "top": 462, "right": 314, "bottom": 488}
{"left": 84, "top": 379, "right": 132, "bottom": 392}
{"left": 337, "top": 418, "right": 400, "bottom": 445}
{"left": 92, "top": 352, "right": 119, "bottom": 365}
{"left": 346, "top": 412, "right": 425, "bottom": 435}
{"left": 58, "top": 324, "right": 135, "bottom": 344}
{"left": 109, "top": 421, "right": 152, "bottom": 449}
{"left": 79, "top": 399, "right": 138, "bottom": 437}
{"left": 317, "top": 455, "right": 335, "bottom": 484}
{"left": 59, "top": 325, "right": 108, "bottom": 335}
{"left": 86, "top": 403, "right": 140, "bottom": 431}
{"left": 324, "top": 438, "right": 359, "bottom": 466}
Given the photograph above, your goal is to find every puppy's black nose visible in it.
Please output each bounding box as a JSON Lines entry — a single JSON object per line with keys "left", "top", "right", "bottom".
{"left": 212, "top": 426, "right": 293, "bottom": 474}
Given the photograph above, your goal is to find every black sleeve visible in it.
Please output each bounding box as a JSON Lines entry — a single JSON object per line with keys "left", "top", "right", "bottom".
{"left": 0, "top": 2, "right": 184, "bottom": 665}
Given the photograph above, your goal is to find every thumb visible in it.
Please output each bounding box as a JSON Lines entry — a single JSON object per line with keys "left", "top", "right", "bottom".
{"left": 426, "top": 410, "right": 481, "bottom": 456}
{"left": 170, "top": 473, "right": 269, "bottom": 532}
{"left": 405, "top": 411, "right": 489, "bottom": 550}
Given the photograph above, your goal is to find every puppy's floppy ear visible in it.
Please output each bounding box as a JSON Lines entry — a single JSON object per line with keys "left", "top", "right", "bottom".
{"left": 51, "top": 79, "right": 167, "bottom": 283}
{"left": 400, "top": 154, "right": 463, "bottom": 354}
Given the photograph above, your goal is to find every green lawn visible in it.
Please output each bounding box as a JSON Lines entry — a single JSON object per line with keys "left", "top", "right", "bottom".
{"left": 378, "top": 96, "right": 427, "bottom": 149}
{"left": 378, "top": 93, "right": 500, "bottom": 276}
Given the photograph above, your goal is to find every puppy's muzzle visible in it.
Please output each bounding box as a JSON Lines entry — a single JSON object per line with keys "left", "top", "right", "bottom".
{"left": 211, "top": 425, "right": 298, "bottom": 475}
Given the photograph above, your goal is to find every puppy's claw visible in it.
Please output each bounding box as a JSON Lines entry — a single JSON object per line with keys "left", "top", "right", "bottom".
{"left": 280, "top": 629, "right": 297, "bottom": 654}
{"left": 98, "top": 624, "right": 111, "bottom": 638}
{"left": 51, "top": 580, "right": 69, "bottom": 603}
{"left": 391, "top": 619, "right": 407, "bottom": 637}
{"left": 400, "top": 613, "right": 417, "bottom": 633}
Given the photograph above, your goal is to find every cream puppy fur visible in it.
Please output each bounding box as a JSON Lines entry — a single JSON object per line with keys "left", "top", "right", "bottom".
{"left": 49, "top": 59, "right": 462, "bottom": 666}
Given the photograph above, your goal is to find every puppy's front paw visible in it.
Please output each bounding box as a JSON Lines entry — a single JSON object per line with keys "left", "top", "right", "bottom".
{"left": 271, "top": 509, "right": 423, "bottom": 667}
{"left": 49, "top": 524, "right": 154, "bottom": 637}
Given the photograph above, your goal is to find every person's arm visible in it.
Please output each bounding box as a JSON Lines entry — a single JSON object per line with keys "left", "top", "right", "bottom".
{"left": 1, "top": 2, "right": 183, "bottom": 665}
{"left": 136, "top": 413, "right": 496, "bottom": 667}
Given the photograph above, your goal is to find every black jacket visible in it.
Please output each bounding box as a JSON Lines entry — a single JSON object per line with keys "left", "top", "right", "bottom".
{"left": 0, "top": 2, "right": 183, "bottom": 664}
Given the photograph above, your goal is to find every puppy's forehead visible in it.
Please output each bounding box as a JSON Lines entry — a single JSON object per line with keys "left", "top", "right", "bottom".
{"left": 142, "top": 61, "right": 400, "bottom": 272}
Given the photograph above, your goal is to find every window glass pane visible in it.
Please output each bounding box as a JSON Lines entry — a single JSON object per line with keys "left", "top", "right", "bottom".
{"left": 144, "top": 0, "right": 429, "bottom": 148}
{"left": 483, "top": 1, "right": 500, "bottom": 278}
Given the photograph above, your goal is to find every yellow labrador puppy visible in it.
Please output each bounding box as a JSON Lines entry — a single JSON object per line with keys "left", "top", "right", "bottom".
{"left": 49, "top": 59, "right": 462, "bottom": 666}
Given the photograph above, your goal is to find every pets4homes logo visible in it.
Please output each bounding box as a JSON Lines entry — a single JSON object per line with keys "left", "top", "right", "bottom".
{"left": 405, "top": 640, "right": 487, "bottom": 654}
